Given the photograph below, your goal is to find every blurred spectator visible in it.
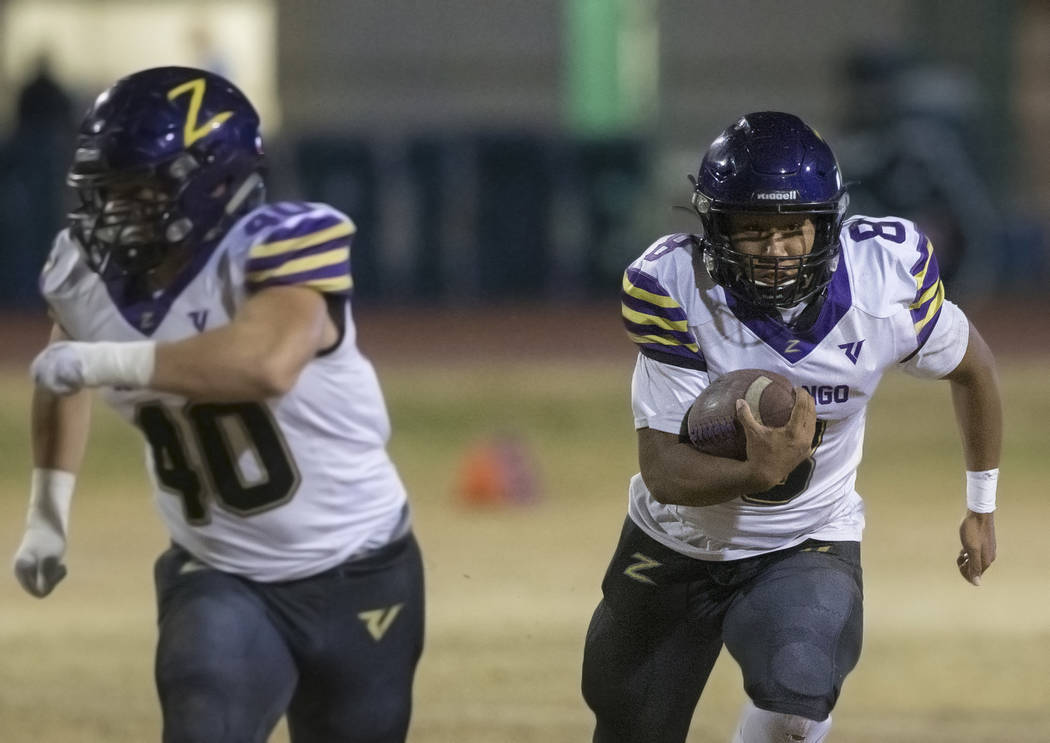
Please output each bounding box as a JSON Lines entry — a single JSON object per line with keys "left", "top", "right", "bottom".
{"left": 15, "top": 54, "right": 75, "bottom": 137}
{"left": 188, "top": 24, "right": 232, "bottom": 79}
{"left": 836, "top": 47, "right": 1004, "bottom": 298}
{"left": 0, "top": 54, "right": 74, "bottom": 308}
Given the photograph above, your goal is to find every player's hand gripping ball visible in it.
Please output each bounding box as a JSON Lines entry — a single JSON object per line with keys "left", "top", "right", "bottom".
{"left": 686, "top": 369, "right": 798, "bottom": 460}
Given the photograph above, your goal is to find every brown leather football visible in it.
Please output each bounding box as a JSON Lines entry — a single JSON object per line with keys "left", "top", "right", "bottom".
{"left": 686, "top": 369, "right": 797, "bottom": 460}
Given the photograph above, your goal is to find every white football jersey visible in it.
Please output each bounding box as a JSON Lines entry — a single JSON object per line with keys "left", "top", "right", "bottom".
{"left": 621, "top": 215, "right": 969, "bottom": 561}
{"left": 41, "top": 201, "right": 409, "bottom": 581}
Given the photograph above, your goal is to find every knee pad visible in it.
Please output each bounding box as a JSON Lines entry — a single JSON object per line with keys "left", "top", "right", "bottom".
{"left": 731, "top": 700, "right": 831, "bottom": 743}
{"left": 766, "top": 640, "right": 837, "bottom": 719}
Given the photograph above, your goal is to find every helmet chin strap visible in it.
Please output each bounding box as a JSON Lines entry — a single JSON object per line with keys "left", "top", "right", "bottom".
{"left": 201, "top": 172, "right": 264, "bottom": 242}
{"left": 787, "top": 289, "right": 826, "bottom": 331}
{"left": 225, "top": 172, "right": 264, "bottom": 216}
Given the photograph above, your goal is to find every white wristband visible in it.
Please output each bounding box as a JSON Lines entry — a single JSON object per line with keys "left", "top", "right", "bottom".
{"left": 81, "top": 341, "right": 156, "bottom": 388}
{"left": 28, "top": 468, "right": 76, "bottom": 536}
{"left": 965, "top": 469, "right": 998, "bottom": 513}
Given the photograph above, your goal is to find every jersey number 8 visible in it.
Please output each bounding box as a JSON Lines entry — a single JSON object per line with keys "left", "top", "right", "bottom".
{"left": 743, "top": 419, "right": 827, "bottom": 506}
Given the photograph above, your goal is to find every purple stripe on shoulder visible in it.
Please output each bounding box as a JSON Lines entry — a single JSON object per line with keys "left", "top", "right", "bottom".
{"left": 620, "top": 291, "right": 688, "bottom": 322}
{"left": 909, "top": 233, "right": 940, "bottom": 276}
{"left": 625, "top": 267, "right": 672, "bottom": 298}
{"left": 622, "top": 317, "right": 696, "bottom": 346}
{"left": 910, "top": 281, "right": 943, "bottom": 326}
{"left": 908, "top": 233, "right": 930, "bottom": 274}
{"left": 262, "top": 214, "right": 345, "bottom": 245}
{"left": 638, "top": 344, "right": 707, "bottom": 371}
{"left": 912, "top": 243, "right": 941, "bottom": 300}
{"left": 249, "top": 259, "right": 349, "bottom": 290}
{"left": 915, "top": 306, "right": 941, "bottom": 348}
{"left": 915, "top": 264, "right": 940, "bottom": 298}
{"left": 901, "top": 304, "right": 944, "bottom": 362}
{"left": 247, "top": 237, "right": 351, "bottom": 273}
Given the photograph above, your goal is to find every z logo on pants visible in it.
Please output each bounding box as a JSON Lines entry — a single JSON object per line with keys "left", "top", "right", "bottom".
{"left": 624, "top": 553, "right": 661, "bottom": 585}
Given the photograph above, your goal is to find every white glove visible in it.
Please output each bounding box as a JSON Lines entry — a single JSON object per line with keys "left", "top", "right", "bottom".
{"left": 31, "top": 340, "right": 156, "bottom": 395}
{"left": 31, "top": 342, "right": 87, "bottom": 395}
{"left": 13, "top": 469, "right": 76, "bottom": 598}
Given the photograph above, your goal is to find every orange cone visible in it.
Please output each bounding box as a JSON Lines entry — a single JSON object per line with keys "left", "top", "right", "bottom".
{"left": 453, "top": 435, "right": 540, "bottom": 507}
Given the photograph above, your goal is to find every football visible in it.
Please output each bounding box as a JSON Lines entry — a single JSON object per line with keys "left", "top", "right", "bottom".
{"left": 686, "top": 369, "right": 797, "bottom": 460}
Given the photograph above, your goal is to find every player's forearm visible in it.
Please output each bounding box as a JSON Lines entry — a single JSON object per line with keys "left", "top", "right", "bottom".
{"left": 31, "top": 384, "right": 92, "bottom": 473}
{"left": 150, "top": 285, "right": 329, "bottom": 400}
{"left": 950, "top": 376, "right": 1001, "bottom": 471}
{"left": 32, "top": 288, "right": 331, "bottom": 402}
{"left": 640, "top": 432, "right": 764, "bottom": 506}
{"left": 945, "top": 326, "right": 1002, "bottom": 471}
{"left": 151, "top": 322, "right": 313, "bottom": 401}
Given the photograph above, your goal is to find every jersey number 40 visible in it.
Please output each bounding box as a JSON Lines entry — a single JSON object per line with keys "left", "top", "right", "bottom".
{"left": 135, "top": 401, "right": 300, "bottom": 525}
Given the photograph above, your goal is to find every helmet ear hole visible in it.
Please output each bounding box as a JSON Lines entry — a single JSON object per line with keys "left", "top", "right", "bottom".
{"left": 167, "top": 153, "right": 199, "bottom": 181}
{"left": 165, "top": 218, "right": 192, "bottom": 242}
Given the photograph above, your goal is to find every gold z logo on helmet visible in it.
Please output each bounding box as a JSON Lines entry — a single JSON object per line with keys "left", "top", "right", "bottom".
{"left": 167, "top": 78, "right": 233, "bottom": 147}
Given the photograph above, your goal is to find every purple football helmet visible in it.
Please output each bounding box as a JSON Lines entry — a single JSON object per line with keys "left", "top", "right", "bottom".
{"left": 67, "top": 66, "right": 265, "bottom": 281}
{"left": 691, "top": 112, "right": 849, "bottom": 309}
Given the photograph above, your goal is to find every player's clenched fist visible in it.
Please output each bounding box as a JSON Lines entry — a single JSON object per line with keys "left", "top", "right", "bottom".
{"left": 30, "top": 340, "right": 155, "bottom": 395}
{"left": 735, "top": 388, "right": 816, "bottom": 492}
{"left": 14, "top": 539, "right": 68, "bottom": 598}
{"left": 13, "top": 469, "right": 75, "bottom": 598}
{"left": 31, "top": 342, "right": 87, "bottom": 395}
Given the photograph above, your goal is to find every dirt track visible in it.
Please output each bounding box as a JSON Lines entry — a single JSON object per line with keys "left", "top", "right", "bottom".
{"left": 3, "top": 296, "right": 1046, "bottom": 370}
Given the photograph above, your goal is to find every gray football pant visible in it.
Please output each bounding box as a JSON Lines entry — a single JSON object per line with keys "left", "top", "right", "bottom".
{"left": 582, "top": 517, "right": 862, "bottom": 743}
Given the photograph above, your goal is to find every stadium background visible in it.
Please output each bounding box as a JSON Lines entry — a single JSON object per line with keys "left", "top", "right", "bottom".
{"left": 0, "top": 1, "right": 1048, "bottom": 741}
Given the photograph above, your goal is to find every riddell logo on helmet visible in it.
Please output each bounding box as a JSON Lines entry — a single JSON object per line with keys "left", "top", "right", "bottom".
{"left": 754, "top": 190, "right": 799, "bottom": 200}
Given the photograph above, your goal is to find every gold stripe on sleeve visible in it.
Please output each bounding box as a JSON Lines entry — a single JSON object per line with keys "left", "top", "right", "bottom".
{"left": 626, "top": 331, "right": 700, "bottom": 353}
{"left": 622, "top": 273, "right": 680, "bottom": 309}
{"left": 621, "top": 304, "right": 689, "bottom": 332}
{"left": 913, "top": 281, "right": 945, "bottom": 332}
{"left": 247, "top": 247, "right": 349, "bottom": 283}
{"left": 304, "top": 275, "right": 353, "bottom": 293}
{"left": 250, "top": 222, "right": 356, "bottom": 260}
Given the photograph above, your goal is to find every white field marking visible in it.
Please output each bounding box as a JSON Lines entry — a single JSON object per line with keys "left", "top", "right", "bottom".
{"left": 744, "top": 376, "right": 773, "bottom": 425}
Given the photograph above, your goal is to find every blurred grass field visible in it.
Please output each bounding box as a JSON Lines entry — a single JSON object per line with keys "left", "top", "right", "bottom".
{"left": 0, "top": 353, "right": 1048, "bottom": 742}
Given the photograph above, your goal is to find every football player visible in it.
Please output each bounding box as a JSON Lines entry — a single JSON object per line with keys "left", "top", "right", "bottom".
{"left": 14, "top": 66, "right": 424, "bottom": 743}
{"left": 582, "top": 112, "right": 1001, "bottom": 743}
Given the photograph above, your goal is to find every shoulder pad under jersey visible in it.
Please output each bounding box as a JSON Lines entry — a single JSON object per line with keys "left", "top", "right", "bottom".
{"left": 841, "top": 215, "right": 946, "bottom": 348}
{"left": 620, "top": 233, "right": 708, "bottom": 371}
{"left": 231, "top": 201, "right": 356, "bottom": 296}
{"left": 39, "top": 229, "right": 95, "bottom": 305}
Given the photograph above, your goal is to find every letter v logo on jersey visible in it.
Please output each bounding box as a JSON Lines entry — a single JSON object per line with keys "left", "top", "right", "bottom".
{"left": 358, "top": 604, "right": 404, "bottom": 641}
{"left": 189, "top": 310, "right": 209, "bottom": 332}
{"left": 838, "top": 339, "right": 864, "bottom": 364}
